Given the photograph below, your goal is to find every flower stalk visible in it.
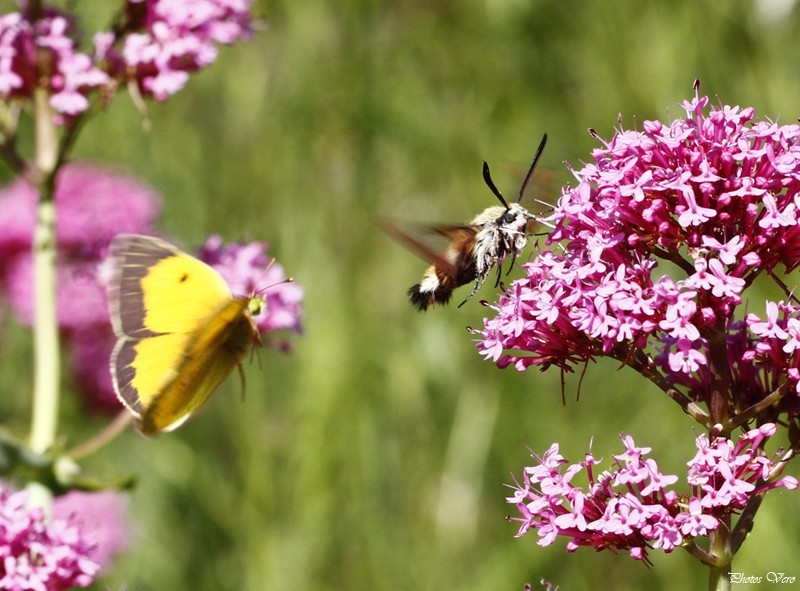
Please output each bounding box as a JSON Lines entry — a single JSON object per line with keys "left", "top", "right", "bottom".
{"left": 28, "top": 89, "right": 60, "bottom": 511}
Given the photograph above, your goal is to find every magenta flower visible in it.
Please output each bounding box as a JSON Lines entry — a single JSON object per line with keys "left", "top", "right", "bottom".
{"left": 0, "top": 163, "right": 161, "bottom": 329}
{"left": 507, "top": 426, "right": 797, "bottom": 564}
{"left": 69, "top": 325, "right": 122, "bottom": 413}
{"left": 198, "top": 235, "right": 304, "bottom": 340}
{"left": 52, "top": 491, "right": 130, "bottom": 573}
{"left": 119, "top": 0, "right": 253, "bottom": 100}
{"left": 0, "top": 9, "right": 109, "bottom": 119}
{"left": 0, "top": 2, "right": 254, "bottom": 121}
{"left": 0, "top": 482, "right": 99, "bottom": 589}
{"left": 475, "top": 86, "right": 800, "bottom": 427}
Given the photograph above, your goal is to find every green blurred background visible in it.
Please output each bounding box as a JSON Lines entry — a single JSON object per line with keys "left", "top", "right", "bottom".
{"left": 3, "top": 0, "right": 800, "bottom": 589}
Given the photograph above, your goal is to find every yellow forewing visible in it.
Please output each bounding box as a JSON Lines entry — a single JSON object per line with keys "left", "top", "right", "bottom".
{"left": 108, "top": 234, "right": 259, "bottom": 435}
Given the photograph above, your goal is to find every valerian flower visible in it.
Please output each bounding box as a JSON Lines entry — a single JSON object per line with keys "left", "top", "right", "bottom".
{"left": 0, "top": 163, "right": 161, "bottom": 330}
{"left": 0, "top": 1, "right": 254, "bottom": 120}
{"left": 52, "top": 491, "right": 130, "bottom": 573}
{"left": 0, "top": 9, "right": 109, "bottom": 118}
{"left": 0, "top": 482, "right": 100, "bottom": 589}
{"left": 475, "top": 86, "right": 800, "bottom": 427}
{"left": 507, "top": 425, "right": 797, "bottom": 564}
{"left": 118, "top": 0, "right": 253, "bottom": 100}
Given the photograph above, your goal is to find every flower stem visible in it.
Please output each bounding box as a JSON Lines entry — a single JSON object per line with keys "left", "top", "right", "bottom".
{"left": 66, "top": 412, "right": 133, "bottom": 461}
{"left": 27, "top": 89, "right": 60, "bottom": 511}
{"left": 707, "top": 515, "right": 732, "bottom": 591}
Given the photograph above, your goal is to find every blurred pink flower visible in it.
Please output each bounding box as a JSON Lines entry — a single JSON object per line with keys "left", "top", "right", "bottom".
{"left": 0, "top": 163, "right": 161, "bottom": 328}
{"left": 52, "top": 491, "right": 130, "bottom": 573}
{"left": 0, "top": 2, "right": 254, "bottom": 118}
{"left": 69, "top": 324, "right": 121, "bottom": 413}
{"left": 0, "top": 482, "right": 99, "bottom": 589}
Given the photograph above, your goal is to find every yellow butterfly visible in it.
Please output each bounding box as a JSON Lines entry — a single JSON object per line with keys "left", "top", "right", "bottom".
{"left": 107, "top": 234, "right": 263, "bottom": 436}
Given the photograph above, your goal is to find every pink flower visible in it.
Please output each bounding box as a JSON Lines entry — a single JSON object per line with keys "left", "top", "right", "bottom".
{"left": 0, "top": 9, "right": 109, "bottom": 119}
{"left": 120, "top": 0, "right": 253, "bottom": 100}
{"left": 0, "top": 163, "right": 161, "bottom": 328}
{"left": 69, "top": 324, "right": 121, "bottom": 413}
{"left": 507, "top": 427, "right": 792, "bottom": 563}
{"left": 0, "top": 2, "right": 254, "bottom": 117}
{"left": 0, "top": 163, "right": 160, "bottom": 412}
{"left": 52, "top": 491, "right": 130, "bottom": 573}
{"left": 0, "top": 482, "right": 99, "bottom": 589}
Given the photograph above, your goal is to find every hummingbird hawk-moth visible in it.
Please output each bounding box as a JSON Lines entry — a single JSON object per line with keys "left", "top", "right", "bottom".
{"left": 384, "top": 133, "right": 548, "bottom": 311}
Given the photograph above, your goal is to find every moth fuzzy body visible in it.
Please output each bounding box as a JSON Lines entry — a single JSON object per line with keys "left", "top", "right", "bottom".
{"left": 399, "top": 134, "right": 548, "bottom": 311}
{"left": 407, "top": 202, "right": 534, "bottom": 310}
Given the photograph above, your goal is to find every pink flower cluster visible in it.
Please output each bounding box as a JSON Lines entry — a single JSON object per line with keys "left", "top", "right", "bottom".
{"left": 507, "top": 424, "right": 797, "bottom": 563}
{"left": 118, "top": 0, "right": 253, "bottom": 100}
{"left": 0, "top": 10, "right": 109, "bottom": 117}
{"left": 0, "top": 483, "right": 100, "bottom": 589}
{"left": 51, "top": 490, "right": 130, "bottom": 573}
{"left": 0, "top": 0, "right": 253, "bottom": 119}
{"left": 476, "top": 89, "right": 800, "bottom": 414}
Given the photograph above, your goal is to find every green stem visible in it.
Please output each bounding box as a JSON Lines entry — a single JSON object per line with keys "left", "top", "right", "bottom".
{"left": 707, "top": 515, "right": 732, "bottom": 591}
{"left": 27, "top": 89, "right": 60, "bottom": 511}
{"left": 66, "top": 412, "right": 133, "bottom": 461}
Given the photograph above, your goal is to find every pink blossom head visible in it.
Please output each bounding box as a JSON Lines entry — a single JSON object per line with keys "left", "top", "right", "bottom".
{"left": 0, "top": 481, "right": 100, "bottom": 588}
{"left": 0, "top": 8, "right": 110, "bottom": 119}
{"left": 52, "top": 490, "right": 130, "bottom": 573}
{"left": 507, "top": 426, "right": 792, "bottom": 563}
{"left": 0, "top": 163, "right": 160, "bottom": 414}
{"left": 0, "top": 163, "right": 161, "bottom": 329}
{"left": 120, "top": 0, "right": 253, "bottom": 100}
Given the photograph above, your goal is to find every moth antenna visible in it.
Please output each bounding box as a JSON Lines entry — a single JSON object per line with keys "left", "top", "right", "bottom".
{"left": 517, "top": 133, "right": 548, "bottom": 203}
{"left": 482, "top": 161, "right": 510, "bottom": 209}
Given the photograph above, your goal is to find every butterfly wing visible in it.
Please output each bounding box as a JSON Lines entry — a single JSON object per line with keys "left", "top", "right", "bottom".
{"left": 136, "top": 298, "right": 253, "bottom": 434}
{"left": 108, "top": 234, "right": 254, "bottom": 435}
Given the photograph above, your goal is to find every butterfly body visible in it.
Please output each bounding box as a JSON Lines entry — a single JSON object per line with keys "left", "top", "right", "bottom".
{"left": 108, "top": 234, "right": 262, "bottom": 435}
{"left": 397, "top": 134, "right": 548, "bottom": 311}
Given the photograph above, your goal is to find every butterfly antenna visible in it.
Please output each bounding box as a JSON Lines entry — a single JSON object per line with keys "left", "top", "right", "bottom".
{"left": 517, "top": 133, "right": 548, "bottom": 203}
{"left": 251, "top": 258, "right": 277, "bottom": 296}
{"left": 255, "top": 275, "right": 295, "bottom": 298}
{"left": 252, "top": 258, "right": 295, "bottom": 298}
{"left": 482, "top": 161, "right": 510, "bottom": 209}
